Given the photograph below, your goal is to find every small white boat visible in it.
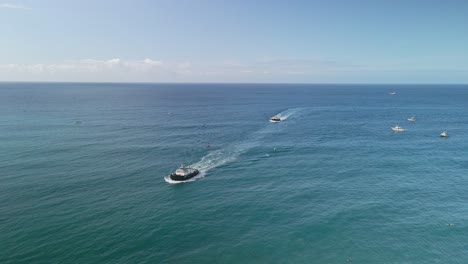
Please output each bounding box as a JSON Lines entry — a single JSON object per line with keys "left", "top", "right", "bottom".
{"left": 407, "top": 116, "right": 416, "bottom": 122}
{"left": 440, "top": 131, "right": 448, "bottom": 137}
{"left": 270, "top": 116, "right": 281, "bottom": 123}
{"left": 389, "top": 92, "right": 397, "bottom": 95}
{"left": 392, "top": 125, "right": 405, "bottom": 132}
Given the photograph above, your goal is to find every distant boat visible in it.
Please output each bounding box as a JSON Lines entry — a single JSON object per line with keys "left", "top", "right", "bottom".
{"left": 270, "top": 116, "right": 281, "bottom": 123}
{"left": 389, "top": 92, "right": 397, "bottom": 95}
{"left": 407, "top": 116, "right": 416, "bottom": 122}
{"left": 168, "top": 164, "right": 199, "bottom": 181}
{"left": 392, "top": 125, "right": 405, "bottom": 132}
{"left": 440, "top": 131, "right": 448, "bottom": 137}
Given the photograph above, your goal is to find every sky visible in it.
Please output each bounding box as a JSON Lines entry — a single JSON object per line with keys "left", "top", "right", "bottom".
{"left": 1, "top": 0, "right": 468, "bottom": 83}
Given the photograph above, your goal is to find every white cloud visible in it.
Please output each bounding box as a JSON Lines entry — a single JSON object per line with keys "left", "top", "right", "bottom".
{"left": 0, "top": 56, "right": 370, "bottom": 83}
{"left": 142, "top": 58, "right": 162, "bottom": 66}
{"left": 175, "top": 62, "right": 192, "bottom": 75}
{"left": 71, "top": 58, "right": 121, "bottom": 72}
{"left": 123, "top": 58, "right": 163, "bottom": 72}
{"left": 0, "top": 3, "right": 31, "bottom": 10}
{"left": 0, "top": 58, "right": 160, "bottom": 75}
{"left": 0, "top": 58, "right": 177, "bottom": 81}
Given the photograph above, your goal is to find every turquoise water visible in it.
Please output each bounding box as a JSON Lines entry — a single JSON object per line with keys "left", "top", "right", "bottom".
{"left": 1, "top": 83, "right": 468, "bottom": 263}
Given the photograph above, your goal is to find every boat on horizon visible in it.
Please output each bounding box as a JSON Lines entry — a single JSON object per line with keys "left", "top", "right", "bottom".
{"left": 389, "top": 92, "right": 397, "bottom": 95}
{"left": 168, "top": 164, "right": 199, "bottom": 181}
{"left": 407, "top": 116, "right": 416, "bottom": 122}
{"left": 392, "top": 125, "right": 405, "bottom": 132}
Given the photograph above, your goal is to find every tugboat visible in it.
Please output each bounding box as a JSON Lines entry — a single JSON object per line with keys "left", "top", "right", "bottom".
{"left": 391, "top": 125, "right": 405, "bottom": 132}
{"left": 169, "top": 164, "right": 199, "bottom": 181}
{"left": 270, "top": 116, "right": 281, "bottom": 123}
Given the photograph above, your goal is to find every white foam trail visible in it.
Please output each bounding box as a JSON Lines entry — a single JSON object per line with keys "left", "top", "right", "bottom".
{"left": 165, "top": 108, "right": 304, "bottom": 184}
{"left": 275, "top": 108, "right": 304, "bottom": 120}
{"left": 164, "top": 143, "right": 252, "bottom": 184}
{"left": 196, "top": 141, "right": 255, "bottom": 170}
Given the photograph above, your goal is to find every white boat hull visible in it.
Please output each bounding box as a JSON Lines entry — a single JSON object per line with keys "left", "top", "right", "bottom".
{"left": 392, "top": 127, "right": 405, "bottom": 132}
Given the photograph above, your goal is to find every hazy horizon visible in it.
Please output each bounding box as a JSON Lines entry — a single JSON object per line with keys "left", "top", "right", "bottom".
{"left": 1, "top": 81, "right": 468, "bottom": 85}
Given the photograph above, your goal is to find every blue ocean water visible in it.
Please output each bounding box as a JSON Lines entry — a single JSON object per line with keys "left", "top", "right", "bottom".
{"left": 1, "top": 83, "right": 468, "bottom": 263}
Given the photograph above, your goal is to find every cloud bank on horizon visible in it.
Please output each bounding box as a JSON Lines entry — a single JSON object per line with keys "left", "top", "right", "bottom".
{"left": 0, "top": 3, "right": 31, "bottom": 10}
{"left": 1, "top": 0, "right": 468, "bottom": 83}
{"left": 0, "top": 57, "right": 365, "bottom": 83}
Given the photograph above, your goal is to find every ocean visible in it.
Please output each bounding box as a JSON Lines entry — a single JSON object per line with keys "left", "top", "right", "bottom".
{"left": 1, "top": 83, "right": 468, "bottom": 263}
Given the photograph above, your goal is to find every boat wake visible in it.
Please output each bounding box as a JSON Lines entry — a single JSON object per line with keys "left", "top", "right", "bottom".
{"left": 274, "top": 108, "right": 303, "bottom": 121}
{"left": 194, "top": 141, "right": 254, "bottom": 171}
{"left": 165, "top": 108, "right": 303, "bottom": 184}
{"left": 165, "top": 141, "right": 254, "bottom": 184}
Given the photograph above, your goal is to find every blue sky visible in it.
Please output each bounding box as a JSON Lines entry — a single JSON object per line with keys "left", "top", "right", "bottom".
{"left": 1, "top": 0, "right": 468, "bottom": 83}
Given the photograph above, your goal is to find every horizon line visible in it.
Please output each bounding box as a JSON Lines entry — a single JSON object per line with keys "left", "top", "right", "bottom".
{"left": 0, "top": 81, "right": 468, "bottom": 86}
